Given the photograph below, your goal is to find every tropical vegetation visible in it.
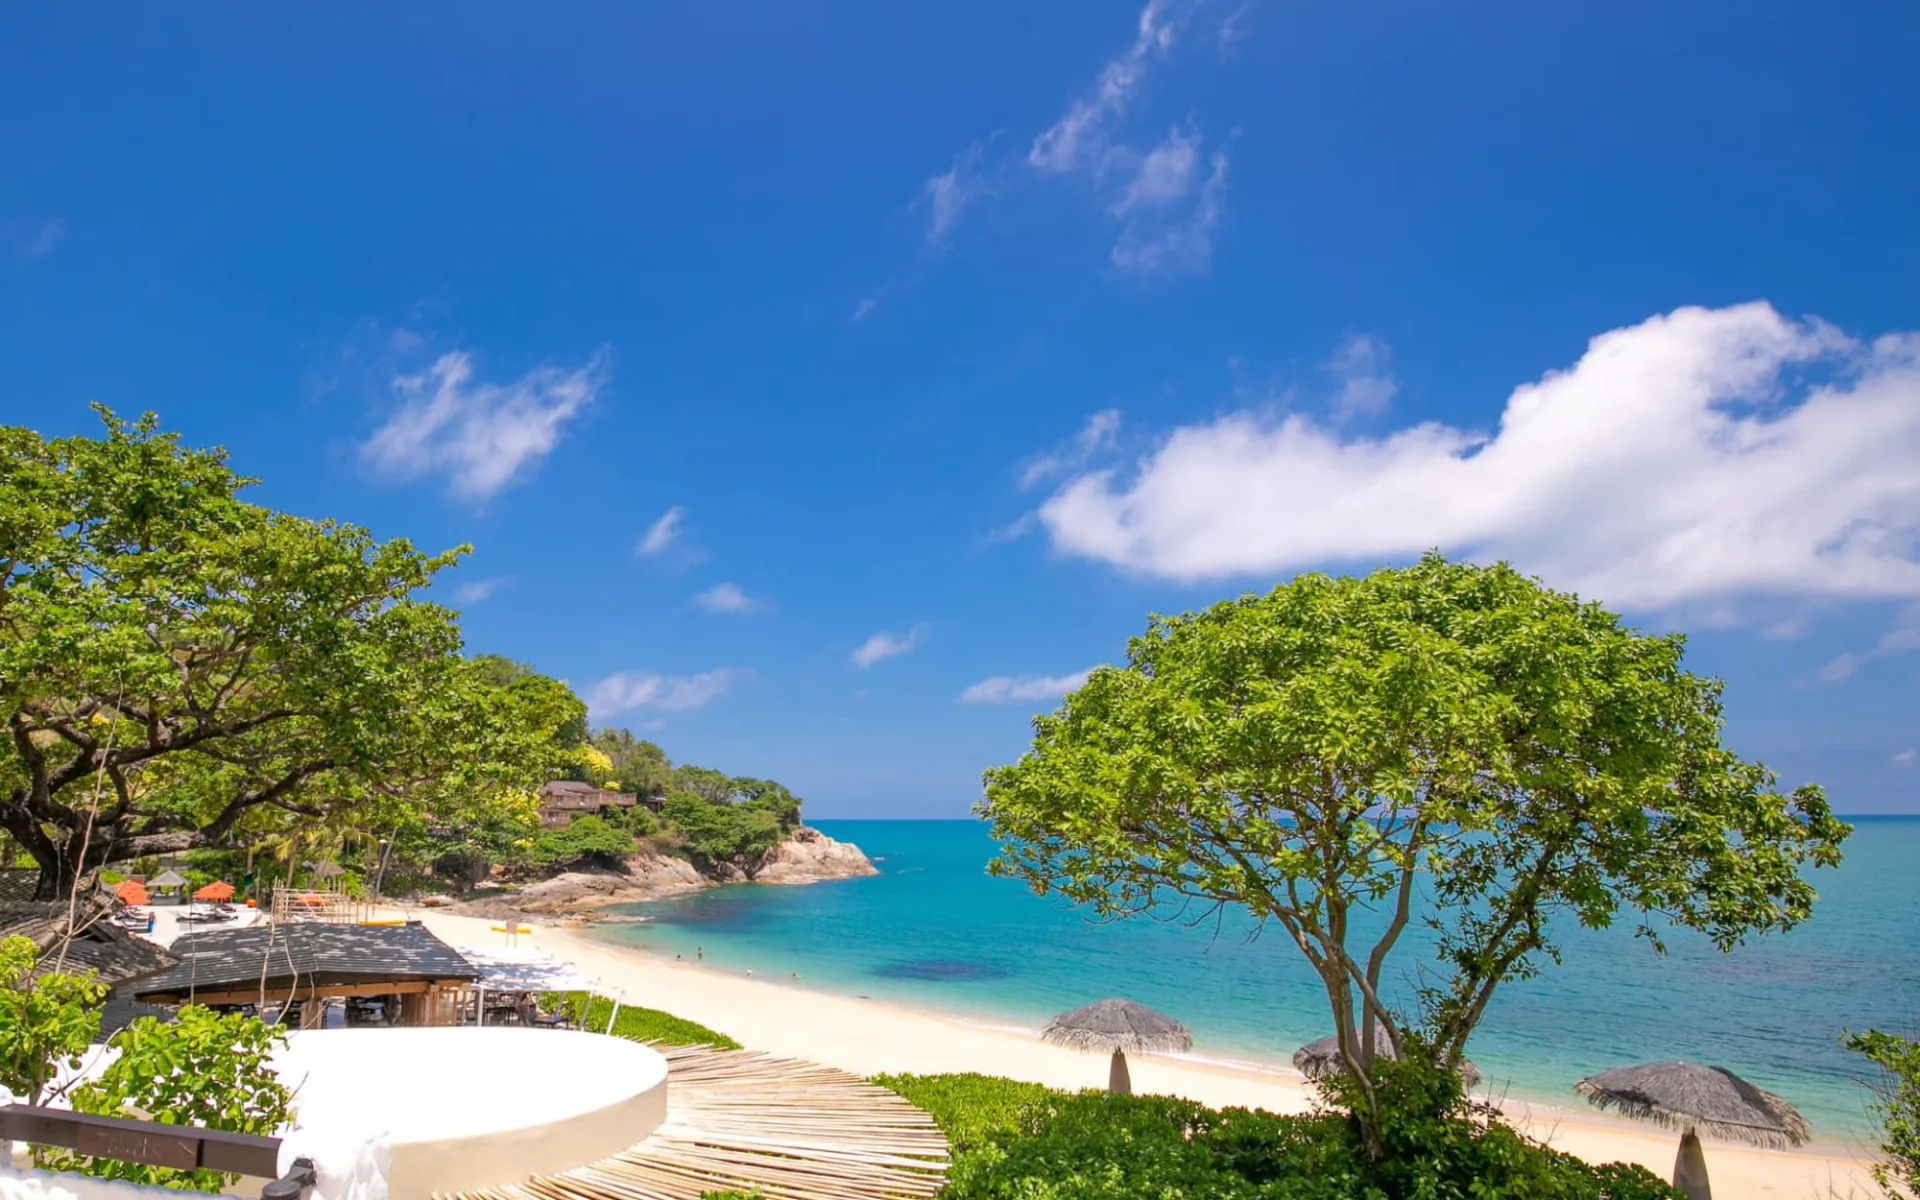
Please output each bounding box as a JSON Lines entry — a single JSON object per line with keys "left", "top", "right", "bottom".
{"left": 980, "top": 555, "right": 1850, "bottom": 1155}
{"left": 1848, "top": 1029, "right": 1920, "bottom": 1199}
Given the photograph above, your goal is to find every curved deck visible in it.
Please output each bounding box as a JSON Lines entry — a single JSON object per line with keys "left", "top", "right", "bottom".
{"left": 441, "top": 1044, "right": 950, "bottom": 1200}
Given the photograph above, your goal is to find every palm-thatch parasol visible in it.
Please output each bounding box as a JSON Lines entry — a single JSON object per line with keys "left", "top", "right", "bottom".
{"left": 1293, "top": 1027, "right": 1483, "bottom": 1090}
{"left": 1042, "top": 998, "right": 1192, "bottom": 1095}
{"left": 1575, "top": 1062, "right": 1808, "bottom": 1200}
{"left": 309, "top": 861, "right": 345, "bottom": 878}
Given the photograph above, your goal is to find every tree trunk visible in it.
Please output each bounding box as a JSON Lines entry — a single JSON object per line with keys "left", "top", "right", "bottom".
{"left": 1108, "top": 1050, "right": 1132, "bottom": 1096}
{"left": 1672, "top": 1131, "right": 1711, "bottom": 1200}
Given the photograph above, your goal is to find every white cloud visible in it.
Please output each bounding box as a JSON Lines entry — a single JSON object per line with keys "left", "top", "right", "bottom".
{"left": 1037, "top": 302, "right": 1920, "bottom": 611}
{"left": 850, "top": 629, "right": 920, "bottom": 669}
{"left": 1110, "top": 149, "right": 1229, "bottom": 276}
{"left": 586, "top": 670, "right": 741, "bottom": 718}
{"left": 25, "top": 218, "right": 65, "bottom": 260}
{"left": 637, "top": 506, "right": 685, "bottom": 557}
{"left": 957, "top": 669, "right": 1095, "bottom": 705}
{"left": 1113, "top": 126, "right": 1201, "bottom": 215}
{"left": 1021, "top": 409, "right": 1123, "bottom": 490}
{"left": 852, "top": 296, "right": 880, "bottom": 322}
{"left": 693, "top": 582, "right": 760, "bottom": 613}
{"left": 1324, "top": 334, "right": 1398, "bottom": 420}
{"left": 451, "top": 577, "right": 511, "bottom": 606}
{"left": 922, "top": 144, "right": 988, "bottom": 245}
{"left": 361, "top": 349, "right": 607, "bottom": 501}
{"left": 1819, "top": 604, "right": 1920, "bottom": 682}
{"left": 1030, "top": 0, "right": 1195, "bottom": 174}
{"left": 1892, "top": 749, "right": 1917, "bottom": 767}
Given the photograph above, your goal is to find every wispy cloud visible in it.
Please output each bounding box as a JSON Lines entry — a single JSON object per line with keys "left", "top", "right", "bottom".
{"left": 957, "top": 669, "right": 1095, "bottom": 705}
{"left": 637, "top": 506, "right": 686, "bottom": 557}
{"left": 851, "top": 629, "right": 921, "bottom": 669}
{"left": 1819, "top": 604, "right": 1920, "bottom": 682}
{"left": 1036, "top": 303, "right": 1920, "bottom": 613}
{"left": 852, "top": 296, "right": 881, "bottom": 322}
{"left": 922, "top": 144, "right": 989, "bottom": 245}
{"left": 24, "top": 218, "right": 65, "bottom": 260}
{"left": 1893, "top": 749, "right": 1918, "bottom": 767}
{"left": 693, "top": 582, "right": 761, "bottom": 614}
{"left": 1020, "top": 410, "right": 1122, "bottom": 490}
{"left": 361, "top": 348, "right": 607, "bottom": 502}
{"left": 452, "top": 577, "right": 512, "bottom": 606}
{"left": 1323, "top": 334, "right": 1398, "bottom": 421}
{"left": 1110, "top": 147, "right": 1229, "bottom": 276}
{"left": 586, "top": 669, "right": 742, "bottom": 718}
{"left": 1029, "top": 0, "right": 1195, "bottom": 174}
{"left": 1112, "top": 126, "right": 1202, "bottom": 215}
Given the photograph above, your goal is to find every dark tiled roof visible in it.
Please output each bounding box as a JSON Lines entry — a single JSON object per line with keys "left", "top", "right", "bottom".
{"left": 0, "top": 868, "right": 39, "bottom": 902}
{"left": 94, "top": 997, "right": 178, "bottom": 1043}
{"left": 124, "top": 921, "right": 478, "bottom": 1001}
{"left": 2, "top": 897, "right": 176, "bottom": 984}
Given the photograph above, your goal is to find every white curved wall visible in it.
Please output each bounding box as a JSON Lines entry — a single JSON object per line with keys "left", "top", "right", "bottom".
{"left": 274, "top": 1029, "right": 667, "bottom": 1200}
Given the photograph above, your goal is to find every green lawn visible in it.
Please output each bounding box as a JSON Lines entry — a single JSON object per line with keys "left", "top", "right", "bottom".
{"left": 543, "top": 991, "right": 741, "bottom": 1049}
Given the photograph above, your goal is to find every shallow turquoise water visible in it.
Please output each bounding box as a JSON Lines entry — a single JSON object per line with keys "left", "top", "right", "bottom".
{"left": 592, "top": 817, "right": 1920, "bottom": 1138}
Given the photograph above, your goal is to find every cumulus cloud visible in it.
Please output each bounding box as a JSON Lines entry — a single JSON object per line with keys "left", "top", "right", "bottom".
{"left": 957, "top": 669, "right": 1095, "bottom": 705}
{"left": 1037, "top": 302, "right": 1920, "bottom": 611}
{"left": 1030, "top": 0, "right": 1195, "bottom": 174}
{"left": 361, "top": 349, "right": 607, "bottom": 501}
{"left": 851, "top": 629, "right": 920, "bottom": 669}
{"left": 693, "top": 582, "right": 760, "bottom": 613}
{"left": 1324, "top": 334, "right": 1398, "bottom": 420}
{"left": 586, "top": 669, "right": 741, "bottom": 718}
{"left": 637, "top": 506, "right": 685, "bottom": 557}
{"left": 1110, "top": 149, "right": 1229, "bottom": 276}
{"left": 922, "top": 144, "right": 989, "bottom": 245}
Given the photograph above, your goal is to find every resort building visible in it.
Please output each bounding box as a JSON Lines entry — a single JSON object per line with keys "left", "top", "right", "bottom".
{"left": 120, "top": 920, "right": 481, "bottom": 1026}
{"left": 536, "top": 780, "right": 654, "bottom": 827}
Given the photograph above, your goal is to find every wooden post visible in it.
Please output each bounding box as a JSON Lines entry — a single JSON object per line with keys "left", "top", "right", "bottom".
{"left": 1108, "top": 1050, "right": 1132, "bottom": 1095}
{"left": 1673, "top": 1130, "right": 1711, "bottom": 1200}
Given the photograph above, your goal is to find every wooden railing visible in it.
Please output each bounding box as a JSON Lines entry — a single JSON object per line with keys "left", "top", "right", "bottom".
{"left": 0, "top": 1104, "right": 313, "bottom": 1199}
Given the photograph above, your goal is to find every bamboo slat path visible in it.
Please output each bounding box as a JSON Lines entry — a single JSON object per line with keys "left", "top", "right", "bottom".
{"left": 441, "top": 1044, "right": 950, "bottom": 1200}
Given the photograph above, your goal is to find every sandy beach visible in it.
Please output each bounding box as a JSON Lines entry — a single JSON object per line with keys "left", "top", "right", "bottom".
{"left": 408, "top": 909, "right": 1884, "bottom": 1199}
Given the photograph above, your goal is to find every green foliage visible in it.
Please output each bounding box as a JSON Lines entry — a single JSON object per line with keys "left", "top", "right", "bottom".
{"left": 529, "top": 815, "right": 635, "bottom": 871}
{"left": 47, "top": 1007, "right": 292, "bottom": 1193}
{"left": 0, "top": 935, "right": 108, "bottom": 1104}
{"left": 979, "top": 554, "right": 1849, "bottom": 1147}
{"left": 662, "top": 793, "right": 784, "bottom": 865}
{"left": 0, "top": 409, "right": 564, "bottom": 898}
{"left": 1848, "top": 1029, "right": 1920, "bottom": 1198}
{"left": 876, "top": 1070, "right": 1680, "bottom": 1200}
{"left": 543, "top": 991, "right": 741, "bottom": 1049}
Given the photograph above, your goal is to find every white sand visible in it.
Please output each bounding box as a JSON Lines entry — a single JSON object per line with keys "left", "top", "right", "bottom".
{"left": 411, "top": 910, "right": 1884, "bottom": 1199}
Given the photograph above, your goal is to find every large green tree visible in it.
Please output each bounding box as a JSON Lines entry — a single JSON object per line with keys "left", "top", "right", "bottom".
{"left": 980, "top": 555, "right": 1848, "bottom": 1154}
{"left": 0, "top": 410, "right": 545, "bottom": 897}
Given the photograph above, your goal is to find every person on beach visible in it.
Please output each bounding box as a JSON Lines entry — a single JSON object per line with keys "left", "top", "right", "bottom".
{"left": 697, "top": 947, "right": 703, "bottom": 960}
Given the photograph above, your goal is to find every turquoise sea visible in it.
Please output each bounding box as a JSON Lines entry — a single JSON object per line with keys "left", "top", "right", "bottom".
{"left": 591, "top": 817, "right": 1920, "bottom": 1141}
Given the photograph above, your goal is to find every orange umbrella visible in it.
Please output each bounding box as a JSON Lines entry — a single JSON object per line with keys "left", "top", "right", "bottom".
{"left": 114, "top": 880, "right": 150, "bottom": 906}
{"left": 193, "top": 880, "right": 235, "bottom": 902}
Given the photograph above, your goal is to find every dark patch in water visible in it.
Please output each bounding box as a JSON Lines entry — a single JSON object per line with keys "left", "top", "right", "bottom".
{"left": 872, "top": 959, "right": 1011, "bottom": 982}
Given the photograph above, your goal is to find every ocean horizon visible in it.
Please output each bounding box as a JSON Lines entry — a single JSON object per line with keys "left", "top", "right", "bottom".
{"left": 590, "top": 816, "right": 1920, "bottom": 1141}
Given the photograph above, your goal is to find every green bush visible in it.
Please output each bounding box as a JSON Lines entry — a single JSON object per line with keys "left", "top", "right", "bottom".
{"left": 873, "top": 1070, "right": 1681, "bottom": 1200}
{"left": 529, "top": 815, "right": 635, "bottom": 871}
{"left": 543, "top": 991, "right": 741, "bottom": 1049}
{"left": 1848, "top": 1028, "right": 1920, "bottom": 1198}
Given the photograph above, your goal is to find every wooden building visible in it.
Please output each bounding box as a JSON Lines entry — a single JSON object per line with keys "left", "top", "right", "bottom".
{"left": 537, "top": 780, "right": 655, "bottom": 827}
{"left": 120, "top": 921, "right": 479, "bottom": 1027}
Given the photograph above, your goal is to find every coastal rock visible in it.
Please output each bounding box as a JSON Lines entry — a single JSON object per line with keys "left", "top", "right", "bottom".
{"left": 506, "top": 854, "right": 709, "bottom": 914}
{"left": 749, "top": 825, "right": 879, "bottom": 884}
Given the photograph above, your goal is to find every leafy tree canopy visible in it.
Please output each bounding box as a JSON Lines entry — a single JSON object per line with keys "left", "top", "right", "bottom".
{"left": 0, "top": 410, "right": 557, "bottom": 896}
{"left": 980, "top": 554, "right": 1848, "bottom": 1152}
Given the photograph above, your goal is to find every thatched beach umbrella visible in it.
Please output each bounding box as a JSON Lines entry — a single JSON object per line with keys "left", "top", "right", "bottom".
{"left": 1575, "top": 1062, "right": 1808, "bottom": 1200}
{"left": 1042, "top": 998, "right": 1192, "bottom": 1095}
{"left": 1293, "top": 1028, "right": 1484, "bottom": 1090}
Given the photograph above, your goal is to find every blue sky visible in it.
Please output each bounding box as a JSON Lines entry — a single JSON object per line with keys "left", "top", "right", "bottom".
{"left": 4, "top": 1, "right": 1917, "bottom": 816}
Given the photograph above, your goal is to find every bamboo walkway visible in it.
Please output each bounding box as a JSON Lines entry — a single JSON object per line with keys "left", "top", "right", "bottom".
{"left": 441, "top": 1045, "right": 951, "bottom": 1200}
